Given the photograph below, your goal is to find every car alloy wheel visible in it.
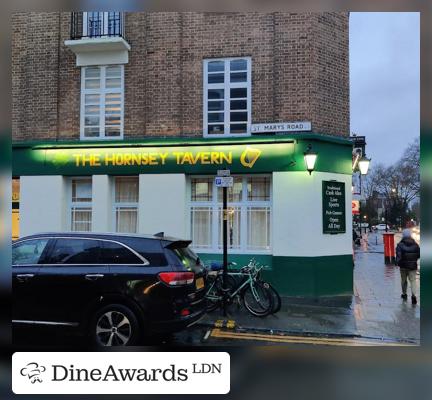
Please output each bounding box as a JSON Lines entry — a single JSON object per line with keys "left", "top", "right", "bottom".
{"left": 96, "top": 310, "right": 132, "bottom": 346}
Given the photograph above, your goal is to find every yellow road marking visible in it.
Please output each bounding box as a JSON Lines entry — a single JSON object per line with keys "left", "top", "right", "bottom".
{"left": 210, "top": 329, "right": 415, "bottom": 347}
{"left": 226, "top": 320, "right": 236, "bottom": 329}
{"left": 213, "top": 320, "right": 236, "bottom": 329}
{"left": 214, "top": 320, "right": 224, "bottom": 328}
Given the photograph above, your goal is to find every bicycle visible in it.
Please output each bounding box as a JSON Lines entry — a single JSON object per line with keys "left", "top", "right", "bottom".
{"left": 205, "top": 260, "right": 274, "bottom": 317}
{"left": 248, "top": 259, "right": 282, "bottom": 314}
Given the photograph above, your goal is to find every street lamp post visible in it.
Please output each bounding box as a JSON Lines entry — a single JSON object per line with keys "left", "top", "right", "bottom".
{"left": 350, "top": 135, "right": 371, "bottom": 244}
{"left": 384, "top": 210, "right": 388, "bottom": 232}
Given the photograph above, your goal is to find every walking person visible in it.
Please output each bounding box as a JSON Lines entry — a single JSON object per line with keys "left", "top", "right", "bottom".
{"left": 396, "top": 228, "right": 420, "bottom": 305}
{"left": 353, "top": 228, "right": 360, "bottom": 246}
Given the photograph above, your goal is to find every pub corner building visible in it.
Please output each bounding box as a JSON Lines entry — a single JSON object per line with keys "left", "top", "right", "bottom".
{"left": 12, "top": 12, "right": 353, "bottom": 298}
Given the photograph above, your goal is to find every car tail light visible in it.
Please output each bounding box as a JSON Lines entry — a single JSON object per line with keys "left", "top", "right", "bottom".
{"left": 158, "top": 272, "right": 195, "bottom": 286}
{"left": 180, "top": 308, "right": 190, "bottom": 316}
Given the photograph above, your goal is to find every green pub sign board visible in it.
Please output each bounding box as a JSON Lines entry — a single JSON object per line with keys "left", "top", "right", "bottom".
{"left": 12, "top": 143, "right": 295, "bottom": 176}
{"left": 322, "top": 180, "right": 346, "bottom": 234}
{"left": 12, "top": 136, "right": 355, "bottom": 176}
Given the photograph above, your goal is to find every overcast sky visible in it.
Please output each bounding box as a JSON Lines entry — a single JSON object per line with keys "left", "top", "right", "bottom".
{"left": 350, "top": 12, "right": 420, "bottom": 166}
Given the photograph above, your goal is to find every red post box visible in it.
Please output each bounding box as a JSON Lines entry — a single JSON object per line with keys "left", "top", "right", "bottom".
{"left": 383, "top": 232, "right": 396, "bottom": 265}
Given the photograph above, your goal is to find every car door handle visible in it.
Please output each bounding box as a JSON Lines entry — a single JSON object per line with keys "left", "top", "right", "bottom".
{"left": 85, "top": 274, "right": 104, "bottom": 281}
{"left": 16, "top": 274, "right": 34, "bottom": 282}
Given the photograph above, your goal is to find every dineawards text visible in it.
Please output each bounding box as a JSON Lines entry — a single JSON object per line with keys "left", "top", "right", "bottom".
{"left": 52, "top": 364, "right": 189, "bottom": 382}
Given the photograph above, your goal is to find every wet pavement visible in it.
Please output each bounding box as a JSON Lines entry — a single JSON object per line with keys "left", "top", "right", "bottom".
{"left": 198, "top": 300, "right": 357, "bottom": 337}
{"left": 353, "top": 232, "right": 420, "bottom": 341}
{"left": 196, "top": 231, "right": 420, "bottom": 344}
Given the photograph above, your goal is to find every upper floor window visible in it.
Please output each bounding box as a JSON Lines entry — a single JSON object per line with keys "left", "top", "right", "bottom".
{"left": 81, "top": 65, "right": 124, "bottom": 140}
{"left": 203, "top": 58, "right": 251, "bottom": 137}
{"left": 71, "top": 12, "right": 125, "bottom": 39}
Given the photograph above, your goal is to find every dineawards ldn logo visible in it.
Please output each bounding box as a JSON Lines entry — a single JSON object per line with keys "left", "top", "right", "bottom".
{"left": 20, "top": 362, "right": 47, "bottom": 384}
{"left": 12, "top": 352, "right": 230, "bottom": 394}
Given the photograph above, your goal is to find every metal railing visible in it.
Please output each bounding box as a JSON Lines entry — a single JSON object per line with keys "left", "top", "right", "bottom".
{"left": 70, "top": 12, "right": 125, "bottom": 40}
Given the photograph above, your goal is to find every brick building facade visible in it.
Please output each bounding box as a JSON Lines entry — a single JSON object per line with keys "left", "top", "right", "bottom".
{"left": 12, "top": 12, "right": 353, "bottom": 298}
{"left": 12, "top": 12, "right": 349, "bottom": 141}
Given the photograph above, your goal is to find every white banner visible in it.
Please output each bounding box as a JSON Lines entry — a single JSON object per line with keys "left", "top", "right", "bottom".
{"left": 13, "top": 352, "right": 230, "bottom": 394}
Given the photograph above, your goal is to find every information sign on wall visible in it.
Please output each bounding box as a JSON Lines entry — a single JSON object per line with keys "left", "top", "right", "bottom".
{"left": 322, "top": 180, "right": 346, "bottom": 234}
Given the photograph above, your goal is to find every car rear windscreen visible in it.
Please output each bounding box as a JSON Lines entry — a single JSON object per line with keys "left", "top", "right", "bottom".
{"left": 120, "top": 237, "right": 168, "bottom": 266}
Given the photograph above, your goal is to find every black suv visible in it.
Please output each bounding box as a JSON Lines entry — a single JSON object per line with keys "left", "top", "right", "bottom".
{"left": 12, "top": 232, "right": 206, "bottom": 346}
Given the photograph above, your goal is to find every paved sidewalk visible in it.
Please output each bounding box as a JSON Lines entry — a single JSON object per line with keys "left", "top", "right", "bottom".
{"left": 200, "top": 299, "right": 358, "bottom": 337}
{"left": 353, "top": 234, "right": 420, "bottom": 341}
{"left": 199, "top": 233, "right": 420, "bottom": 343}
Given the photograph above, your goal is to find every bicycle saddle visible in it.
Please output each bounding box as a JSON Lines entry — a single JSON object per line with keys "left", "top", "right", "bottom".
{"left": 210, "top": 262, "right": 224, "bottom": 271}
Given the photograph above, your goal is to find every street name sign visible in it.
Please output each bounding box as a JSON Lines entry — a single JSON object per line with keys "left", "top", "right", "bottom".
{"left": 217, "top": 169, "right": 231, "bottom": 176}
{"left": 322, "top": 180, "right": 346, "bottom": 234}
{"left": 251, "top": 121, "right": 311, "bottom": 134}
{"left": 215, "top": 177, "right": 234, "bottom": 187}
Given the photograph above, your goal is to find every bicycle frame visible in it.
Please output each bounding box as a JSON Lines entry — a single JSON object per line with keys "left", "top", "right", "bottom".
{"left": 206, "top": 264, "right": 266, "bottom": 302}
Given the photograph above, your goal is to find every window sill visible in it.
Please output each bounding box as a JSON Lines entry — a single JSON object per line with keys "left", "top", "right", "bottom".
{"left": 65, "top": 37, "right": 130, "bottom": 66}
{"left": 203, "top": 133, "right": 251, "bottom": 139}
{"left": 80, "top": 136, "right": 124, "bottom": 141}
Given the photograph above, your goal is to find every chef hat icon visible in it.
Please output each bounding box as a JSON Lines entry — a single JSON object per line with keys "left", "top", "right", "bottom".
{"left": 20, "top": 362, "right": 46, "bottom": 383}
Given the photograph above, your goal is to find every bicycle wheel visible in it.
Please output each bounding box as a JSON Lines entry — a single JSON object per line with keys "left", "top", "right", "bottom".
{"left": 266, "top": 282, "right": 281, "bottom": 314}
{"left": 256, "top": 272, "right": 281, "bottom": 314}
{"left": 205, "top": 275, "right": 237, "bottom": 312}
{"left": 205, "top": 275, "right": 222, "bottom": 312}
{"left": 242, "top": 281, "right": 274, "bottom": 317}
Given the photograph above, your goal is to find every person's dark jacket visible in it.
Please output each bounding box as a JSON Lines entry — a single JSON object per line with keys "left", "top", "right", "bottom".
{"left": 396, "top": 238, "right": 420, "bottom": 270}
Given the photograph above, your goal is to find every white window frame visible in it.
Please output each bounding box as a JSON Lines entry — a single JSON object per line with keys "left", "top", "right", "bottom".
{"left": 82, "top": 12, "right": 124, "bottom": 38}
{"left": 69, "top": 177, "right": 93, "bottom": 232}
{"left": 111, "top": 176, "right": 139, "bottom": 234}
{"left": 80, "top": 65, "right": 124, "bottom": 140}
{"left": 203, "top": 57, "right": 252, "bottom": 138}
{"left": 188, "top": 175, "right": 272, "bottom": 254}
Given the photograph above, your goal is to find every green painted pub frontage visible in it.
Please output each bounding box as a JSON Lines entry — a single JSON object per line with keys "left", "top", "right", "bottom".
{"left": 12, "top": 134, "right": 353, "bottom": 298}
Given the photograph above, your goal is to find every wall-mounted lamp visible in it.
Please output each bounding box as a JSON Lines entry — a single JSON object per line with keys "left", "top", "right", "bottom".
{"left": 303, "top": 144, "right": 317, "bottom": 175}
{"left": 352, "top": 149, "right": 361, "bottom": 172}
{"left": 358, "top": 156, "right": 371, "bottom": 175}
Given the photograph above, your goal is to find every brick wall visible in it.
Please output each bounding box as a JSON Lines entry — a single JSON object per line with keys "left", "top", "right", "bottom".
{"left": 12, "top": 12, "right": 349, "bottom": 142}
{"left": 12, "top": 12, "right": 61, "bottom": 141}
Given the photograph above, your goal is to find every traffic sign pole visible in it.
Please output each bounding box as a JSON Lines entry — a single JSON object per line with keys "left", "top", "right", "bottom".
{"left": 215, "top": 169, "right": 231, "bottom": 317}
{"left": 222, "top": 185, "right": 228, "bottom": 317}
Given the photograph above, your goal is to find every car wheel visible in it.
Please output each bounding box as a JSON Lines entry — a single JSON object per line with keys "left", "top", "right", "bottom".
{"left": 90, "top": 304, "right": 140, "bottom": 347}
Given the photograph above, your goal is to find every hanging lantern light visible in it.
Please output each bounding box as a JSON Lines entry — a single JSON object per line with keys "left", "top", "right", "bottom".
{"left": 358, "top": 155, "right": 371, "bottom": 175}
{"left": 303, "top": 144, "right": 317, "bottom": 175}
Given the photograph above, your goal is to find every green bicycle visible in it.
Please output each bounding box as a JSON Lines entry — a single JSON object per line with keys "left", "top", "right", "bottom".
{"left": 205, "top": 261, "right": 274, "bottom": 317}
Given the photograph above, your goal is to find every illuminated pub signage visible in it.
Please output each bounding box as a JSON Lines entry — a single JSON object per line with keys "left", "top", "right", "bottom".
{"left": 13, "top": 142, "right": 297, "bottom": 176}
{"left": 72, "top": 150, "right": 234, "bottom": 167}
{"left": 12, "top": 137, "right": 354, "bottom": 176}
